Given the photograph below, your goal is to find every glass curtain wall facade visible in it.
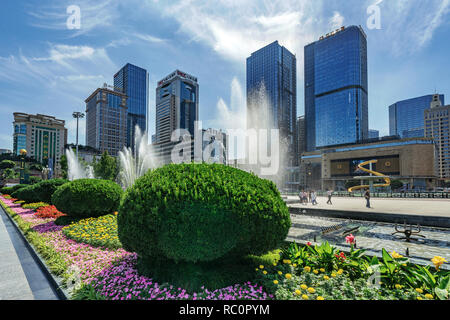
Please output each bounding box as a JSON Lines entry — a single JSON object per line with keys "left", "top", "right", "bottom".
{"left": 305, "top": 25, "right": 368, "bottom": 151}
{"left": 389, "top": 94, "right": 445, "bottom": 138}
{"left": 246, "top": 40, "right": 297, "bottom": 166}
{"left": 113, "top": 63, "right": 149, "bottom": 150}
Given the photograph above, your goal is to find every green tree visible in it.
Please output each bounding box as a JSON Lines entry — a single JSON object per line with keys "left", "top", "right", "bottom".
{"left": 94, "top": 151, "right": 117, "bottom": 181}
{"left": 60, "top": 154, "right": 68, "bottom": 179}
{"left": 0, "top": 160, "right": 16, "bottom": 170}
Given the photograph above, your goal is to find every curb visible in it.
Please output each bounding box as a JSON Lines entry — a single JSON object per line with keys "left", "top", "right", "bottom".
{"left": 0, "top": 202, "right": 69, "bottom": 300}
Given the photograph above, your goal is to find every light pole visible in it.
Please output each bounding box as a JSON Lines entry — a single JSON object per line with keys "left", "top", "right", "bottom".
{"left": 72, "top": 112, "right": 85, "bottom": 158}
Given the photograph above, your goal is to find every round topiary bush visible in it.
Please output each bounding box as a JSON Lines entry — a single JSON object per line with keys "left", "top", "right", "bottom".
{"left": 52, "top": 179, "right": 123, "bottom": 218}
{"left": 12, "top": 179, "right": 68, "bottom": 204}
{"left": 118, "top": 163, "right": 291, "bottom": 266}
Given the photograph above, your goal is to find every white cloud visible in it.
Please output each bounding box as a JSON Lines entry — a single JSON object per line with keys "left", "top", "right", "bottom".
{"left": 329, "top": 11, "right": 345, "bottom": 30}
{"left": 28, "top": 0, "right": 120, "bottom": 37}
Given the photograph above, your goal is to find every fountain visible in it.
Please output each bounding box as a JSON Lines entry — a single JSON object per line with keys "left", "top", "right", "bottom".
{"left": 118, "top": 125, "right": 159, "bottom": 189}
{"left": 66, "top": 148, "right": 95, "bottom": 181}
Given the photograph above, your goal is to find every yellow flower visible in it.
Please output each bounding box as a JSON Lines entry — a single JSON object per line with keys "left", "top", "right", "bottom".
{"left": 273, "top": 280, "right": 279, "bottom": 285}
{"left": 293, "top": 263, "right": 297, "bottom": 267}
{"left": 278, "top": 271, "right": 283, "bottom": 275}
{"left": 319, "top": 268, "right": 325, "bottom": 273}
{"left": 431, "top": 256, "right": 447, "bottom": 270}
{"left": 331, "top": 272, "right": 337, "bottom": 278}
{"left": 337, "top": 269, "right": 344, "bottom": 275}
{"left": 259, "top": 265, "right": 264, "bottom": 269}
{"left": 285, "top": 273, "right": 292, "bottom": 279}
{"left": 391, "top": 251, "right": 403, "bottom": 259}
{"left": 424, "top": 294, "right": 434, "bottom": 299}
{"left": 255, "top": 268, "right": 258, "bottom": 271}
{"left": 395, "top": 284, "right": 402, "bottom": 289}
{"left": 304, "top": 266, "right": 311, "bottom": 272}
{"left": 307, "top": 287, "right": 315, "bottom": 294}
{"left": 273, "top": 263, "right": 277, "bottom": 266}
{"left": 317, "top": 296, "right": 325, "bottom": 300}
{"left": 282, "top": 259, "right": 288, "bottom": 264}
{"left": 417, "top": 296, "right": 423, "bottom": 300}
{"left": 300, "top": 284, "right": 308, "bottom": 290}
{"left": 263, "top": 271, "right": 267, "bottom": 275}
{"left": 415, "top": 288, "right": 423, "bottom": 294}
{"left": 323, "top": 275, "right": 330, "bottom": 280}
{"left": 295, "top": 289, "right": 301, "bottom": 296}
{"left": 313, "top": 269, "right": 319, "bottom": 274}
{"left": 302, "top": 294, "right": 309, "bottom": 300}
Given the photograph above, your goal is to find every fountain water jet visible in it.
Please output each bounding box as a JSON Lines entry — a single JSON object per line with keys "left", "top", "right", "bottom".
{"left": 118, "top": 125, "right": 159, "bottom": 189}
{"left": 66, "top": 148, "right": 95, "bottom": 181}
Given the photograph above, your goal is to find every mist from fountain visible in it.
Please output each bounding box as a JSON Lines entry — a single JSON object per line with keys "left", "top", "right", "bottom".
{"left": 66, "top": 148, "right": 95, "bottom": 181}
{"left": 118, "top": 125, "right": 159, "bottom": 189}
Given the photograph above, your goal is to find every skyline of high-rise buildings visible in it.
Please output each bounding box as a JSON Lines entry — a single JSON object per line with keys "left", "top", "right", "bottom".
{"left": 304, "top": 25, "right": 368, "bottom": 152}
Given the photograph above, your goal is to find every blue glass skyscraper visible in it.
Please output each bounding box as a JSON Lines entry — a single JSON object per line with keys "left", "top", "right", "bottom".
{"left": 246, "top": 41, "right": 297, "bottom": 166}
{"left": 114, "top": 63, "right": 149, "bottom": 149}
{"left": 304, "top": 25, "right": 368, "bottom": 151}
{"left": 389, "top": 94, "right": 445, "bottom": 138}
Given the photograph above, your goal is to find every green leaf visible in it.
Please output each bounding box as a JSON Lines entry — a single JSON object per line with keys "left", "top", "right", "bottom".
{"left": 434, "top": 288, "right": 448, "bottom": 300}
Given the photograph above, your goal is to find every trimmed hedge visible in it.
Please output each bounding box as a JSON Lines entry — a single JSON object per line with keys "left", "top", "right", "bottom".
{"left": 0, "top": 184, "right": 28, "bottom": 195}
{"left": 118, "top": 163, "right": 291, "bottom": 265}
{"left": 12, "top": 179, "right": 68, "bottom": 204}
{"left": 52, "top": 179, "right": 123, "bottom": 218}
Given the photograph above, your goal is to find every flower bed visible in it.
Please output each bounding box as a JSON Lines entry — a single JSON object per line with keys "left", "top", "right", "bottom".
{"left": 0, "top": 193, "right": 448, "bottom": 300}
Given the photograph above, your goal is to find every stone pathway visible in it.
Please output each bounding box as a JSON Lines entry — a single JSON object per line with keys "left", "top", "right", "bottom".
{"left": 0, "top": 205, "right": 59, "bottom": 300}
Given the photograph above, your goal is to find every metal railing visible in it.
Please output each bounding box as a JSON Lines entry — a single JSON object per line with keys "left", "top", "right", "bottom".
{"left": 283, "top": 191, "right": 450, "bottom": 199}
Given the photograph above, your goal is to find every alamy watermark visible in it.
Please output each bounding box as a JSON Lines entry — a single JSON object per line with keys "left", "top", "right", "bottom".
{"left": 367, "top": 0, "right": 382, "bottom": 30}
{"left": 66, "top": 5, "right": 81, "bottom": 30}
{"left": 169, "top": 121, "right": 281, "bottom": 176}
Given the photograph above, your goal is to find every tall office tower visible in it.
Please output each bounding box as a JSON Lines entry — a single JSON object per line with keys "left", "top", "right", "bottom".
{"left": 297, "top": 116, "right": 305, "bottom": 157}
{"left": 369, "top": 129, "right": 380, "bottom": 139}
{"left": 305, "top": 25, "right": 368, "bottom": 151}
{"left": 425, "top": 94, "right": 450, "bottom": 180}
{"left": 246, "top": 41, "right": 297, "bottom": 167}
{"left": 113, "top": 63, "right": 149, "bottom": 150}
{"left": 12, "top": 113, "right": 67, "bottom": 170}
{"left": 85, "top": 85, "right": 128, "bottom": 156}
{"left": 389, "top": 94, "right": 445, "bottom": 138}
{"left": 154, "top": 70, "right": 199, "bottom": 164}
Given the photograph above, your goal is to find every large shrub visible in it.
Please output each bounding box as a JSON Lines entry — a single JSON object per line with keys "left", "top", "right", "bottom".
{"left": 118, "top": 163, "right": 291, "bottom": 265}
{"left": 12, "top": 179, "right": 68, "bottom": 204}
{"left": 52, "top": 179, "right": 123, "bottom": 218}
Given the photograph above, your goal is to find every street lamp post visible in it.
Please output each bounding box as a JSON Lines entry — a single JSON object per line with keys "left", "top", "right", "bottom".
{"left": 72, "top": 112, "right": 85, "bottom": 158}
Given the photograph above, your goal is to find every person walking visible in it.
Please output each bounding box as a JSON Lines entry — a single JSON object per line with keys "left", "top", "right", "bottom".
{"left": 364, "top": 188, "right": 371, "bottom": 208}
{"left": 311, "top": 190, "right": 318, "bottom": 205}
{"left": 327, "top": 189, "right": 333, "bottom": 205}
{"left": 298, "top": 189, "right": 303, "bottom": 204}
{"left": 308, "top": 191, "right": 312, "bottom": 204}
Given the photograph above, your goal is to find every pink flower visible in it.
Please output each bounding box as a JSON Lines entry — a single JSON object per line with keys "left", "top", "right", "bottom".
{"left": 345, "top": 234, "right": 355, "bottom": 244}
{"left": 306, "top": 242, "right": 312, "bottom": 246}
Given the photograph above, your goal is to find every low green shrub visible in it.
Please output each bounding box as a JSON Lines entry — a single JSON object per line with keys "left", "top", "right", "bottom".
{"left": 12, "top": 179, "right": 68, "bottom": 204}
{"left": 1, "top": 184, "right": 28, "bottom": 195}
{"left": 52, "top": 179, "right": 123, "bottom": 218}
{"left": 22, "top": 202, "right": 50, "bottom": 210}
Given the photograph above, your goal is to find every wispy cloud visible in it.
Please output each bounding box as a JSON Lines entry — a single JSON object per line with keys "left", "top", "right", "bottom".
{"left": 27, "top": 0, "right": 120, "bottom": 37}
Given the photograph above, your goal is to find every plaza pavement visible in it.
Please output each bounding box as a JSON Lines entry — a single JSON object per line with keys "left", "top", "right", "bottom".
{"left": 287, "top": 196, "right": 450, "bottom": 218}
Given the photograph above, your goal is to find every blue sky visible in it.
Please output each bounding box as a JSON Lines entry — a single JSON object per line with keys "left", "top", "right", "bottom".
{"left": 0, "top": 0, "right": 449, "bottom": 150}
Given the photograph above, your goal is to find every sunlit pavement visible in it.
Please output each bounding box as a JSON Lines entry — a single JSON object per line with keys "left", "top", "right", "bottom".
{"left": 287, "top": 196, "right": 450, "bottom": 217}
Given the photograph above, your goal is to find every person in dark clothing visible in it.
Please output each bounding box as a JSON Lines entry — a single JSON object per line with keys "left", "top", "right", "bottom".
{"left": 327, "top": 189, "right": 333, "bottom": 205}
{"left": 364, "top": 188, "right": 371, "bottom": 208}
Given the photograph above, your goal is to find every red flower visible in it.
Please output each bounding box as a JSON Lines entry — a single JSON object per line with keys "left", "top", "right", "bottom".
{"left": 345, "top": 234, "right": 355, "bottom": 244}
{"left": 335, "top": 252, "right": 346, "bottom": 262}
{"left": 35, "top": 205, "right": 66, "bottom": 219}
{"left": 306, "top": 242, "right": 312, "bottom": 246}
